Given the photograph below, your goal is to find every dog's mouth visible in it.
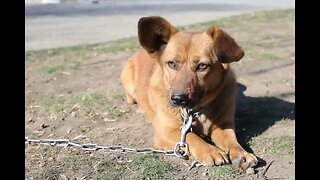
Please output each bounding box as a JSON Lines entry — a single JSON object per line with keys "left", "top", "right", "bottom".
{"left": 169, "top": 100, "right": 195, "bottom": 109}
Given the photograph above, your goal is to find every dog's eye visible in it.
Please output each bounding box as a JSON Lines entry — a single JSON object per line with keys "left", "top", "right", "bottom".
{"left": 166, "top": 61, "right": 177, "bottom": 70}
{"left": 196, "top": 63, "right": 208, "bottom": 72}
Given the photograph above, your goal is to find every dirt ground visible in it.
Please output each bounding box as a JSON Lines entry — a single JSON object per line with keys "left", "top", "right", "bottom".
{"left": 25, "top": 9, "right": 295, "bottom": 180}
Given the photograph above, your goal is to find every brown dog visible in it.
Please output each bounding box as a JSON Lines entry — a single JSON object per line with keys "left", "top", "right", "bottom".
{"left": 120, "top": 16, "right": 258, "bottom": 170}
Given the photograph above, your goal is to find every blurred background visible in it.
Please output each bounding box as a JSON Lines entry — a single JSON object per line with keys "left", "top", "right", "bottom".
{"left": 25, "top": 0, "right": 294, "bottom": 51}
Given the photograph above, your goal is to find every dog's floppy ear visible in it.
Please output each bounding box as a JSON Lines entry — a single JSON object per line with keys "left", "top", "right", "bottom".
{"left": 207, "top": 27, "right": 244, "bottom": 63}
{"left": 138, "top": 16, "right": 178, "bottom": 53}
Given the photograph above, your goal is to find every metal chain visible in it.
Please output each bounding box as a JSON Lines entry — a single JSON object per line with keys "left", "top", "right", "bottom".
{"left": 25, "top": 108, "right": 198, "bottom": 158}
{"left": 25, "top": 137, "right": 176, "bottom": 156}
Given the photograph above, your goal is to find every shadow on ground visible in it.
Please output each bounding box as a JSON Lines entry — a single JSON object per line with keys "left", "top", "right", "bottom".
{"left": 235, "top": 83, "right": 295, "bottom": 166}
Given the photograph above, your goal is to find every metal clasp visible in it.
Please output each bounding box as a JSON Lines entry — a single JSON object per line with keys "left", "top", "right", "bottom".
{"left": 173, "top": 109, "right": 194, "bottom": 158}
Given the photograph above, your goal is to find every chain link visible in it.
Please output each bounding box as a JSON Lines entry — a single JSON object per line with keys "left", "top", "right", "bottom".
{"left": 25, "top": 137, "right": 175, "bottom": 156}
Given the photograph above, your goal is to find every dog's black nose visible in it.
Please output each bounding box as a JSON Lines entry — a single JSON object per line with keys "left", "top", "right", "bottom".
{"left": 170, "top": 93, "right": 189, "bottom": 107}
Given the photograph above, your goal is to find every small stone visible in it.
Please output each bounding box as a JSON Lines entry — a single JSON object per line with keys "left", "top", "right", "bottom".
{"left": 202, "top": 172, "right": 208, "bottom": 176}
{"left": 28, "top": 117, "right": 33, "bottom": 123}
{"left": 246, "top": 167, "right": 255, "bottom": 175}
{"left": 71, "top": 112, "right": 76, "bottom": 117}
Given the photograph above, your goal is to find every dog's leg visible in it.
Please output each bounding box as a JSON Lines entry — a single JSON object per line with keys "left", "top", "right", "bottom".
{"left": 154, "top": 127, "right": 229, "bottom": 166}
{"left": 120, "top": 60, "right": 137, "bottom": 104}
{"left": 210, "top": 126, "right": 258, "bottom": 170}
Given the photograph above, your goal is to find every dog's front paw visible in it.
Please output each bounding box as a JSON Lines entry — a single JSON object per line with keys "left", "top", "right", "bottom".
{"left": 229, "top": 148, "right": 258, "bottom": 170}
{"left": 192, "top": 145, "right": 229, "bottom": 166}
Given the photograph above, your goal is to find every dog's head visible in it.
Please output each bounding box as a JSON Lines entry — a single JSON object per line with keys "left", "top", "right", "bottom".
{"left": 138, "top": 16, "right": 244, "bottom": 109}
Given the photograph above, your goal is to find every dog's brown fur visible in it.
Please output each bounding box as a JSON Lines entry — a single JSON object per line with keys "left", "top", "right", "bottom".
{"left": 120, "top": 16, "right": 258, "bottom": 170}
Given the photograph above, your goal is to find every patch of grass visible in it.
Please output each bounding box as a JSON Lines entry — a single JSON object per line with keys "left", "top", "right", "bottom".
{"left": 81, "top": 92, "right": 104, "bottom": 107}
{"left": 27, "top": 37, "right": 139, "bottom": 75}
{"left": 97, "top": 160, "right": 125, "bottom": 180}
{"left": 249, "top": 9, "right": 294, "bottom": 21}
{"left": 94, "top": 37, "right": 139, "bottom": 53}
{"left": 131, "top": 155, "right": 173, "bottom": 180}
{"left": 37, "top": 92, "right": 104, "bottom": 113}
{"left": 36, "top": 166, "right": 60, "bottom": 180}
{"left": 104, "top": 106, "right": 127, "bottom": 118}
{"left": 235, "top": 94, "right": 294, "bottom": 150}
{"left": 209, "top": 165, "right": 242, "bottom": 179}
{"left": 107, "top": 90, "right": 125, "bottom": 101}
{"left": 42, "top": 146, "right": 60, "bottom": 157}
{"left": 268, "top": 136, "right": 294, "bottom": 155}
{"left": 38, "top": 95, "right": 66, "bottom": 113}
{"left": 38, "top": 65, "right": 65, "bottom": 74}
{"left": 36, "top": 91, "right": 129, "bottom": 118}
{"left": 185, "top": 9, "right": 294, "bottom": 31}
{"left": 26, "top": 37, "right": 139, "bottom": 74}
{"left": 64, "top": 155, "right": 94, "bottom": 171}
{"left": 26, "top": 37, "right": 139, "bottom": 61}
{"left": 249, "top": 136, "right": 294, "bottom": 156}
